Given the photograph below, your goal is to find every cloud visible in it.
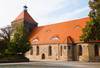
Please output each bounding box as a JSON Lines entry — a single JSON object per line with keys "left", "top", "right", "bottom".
{"left": 0, "top": 0, "right": 89, "bottom": 27}
{"left": 37, "top": 7, "right": 89, "bottom": 26}
{"left": 27, "top": 0, "right": 65, "bottom": 16}
{"left": 34, "top": 0, "right": 89, "bottom": 26}
{"left": 55, "top": 7, "right": 90, "bottom": 23}
{"left": 63, "top": 7, "right": 89, "bottom": 17}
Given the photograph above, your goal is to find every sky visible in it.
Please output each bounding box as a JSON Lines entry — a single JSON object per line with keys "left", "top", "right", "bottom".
{"left": 0, "top": 0, "right": 89, "bottom": 28}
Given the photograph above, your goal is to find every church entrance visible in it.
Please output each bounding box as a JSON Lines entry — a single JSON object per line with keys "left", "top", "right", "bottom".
{"left": 68, "top": 44, "right": 77, "bottom": 61}
{"left": 71, "top": 45, "right": 77, "bottom": 61}
{"left": 41, "top": 54, "right": 45, "bottom": 59}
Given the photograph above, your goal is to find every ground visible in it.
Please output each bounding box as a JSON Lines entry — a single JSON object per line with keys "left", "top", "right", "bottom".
{"left": 0, "top": 61, "right": 100, "bottom": 68}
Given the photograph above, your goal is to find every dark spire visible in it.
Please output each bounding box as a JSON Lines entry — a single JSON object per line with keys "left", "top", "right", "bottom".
{"left": 23, "top": 5, "right": 28, "bottom": 11}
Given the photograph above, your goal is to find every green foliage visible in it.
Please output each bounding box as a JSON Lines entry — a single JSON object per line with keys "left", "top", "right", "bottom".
{"left": 80, "top": 0, "right": 100, "bottom": 42}
{"left": 0, "top": 22, "right": 32, "bottom": 57}
{"left": 0, "top": 40, "right": 7, "bottom": 55}
{"left": 11, "top": 35, "right": 31, "bottom": 55}
{"left": 81, "top": 20, "right": 100, "bottom": 42}
{"left": 89, "top": 0, "right": 100, "bottom": 21}
{"left": 10, "top": 23, "right": 32, "bottom": 55}
{"left": 0, "top": 26, "right": 12, "bottom": 56}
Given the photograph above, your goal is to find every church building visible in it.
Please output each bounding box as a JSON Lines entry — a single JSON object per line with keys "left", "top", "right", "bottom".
{"left": 11, "top": 6, "right": 100, "bottom": 62}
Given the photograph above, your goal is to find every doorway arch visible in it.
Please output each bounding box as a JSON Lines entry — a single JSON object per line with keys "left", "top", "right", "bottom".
{"left": 41, "top": 53, "right": 45, "bottom": 59}
{"left": 79, "top": 45, "right": 82, "bottom": 56}
{"left": 94, "top": 44, "right": 99, "bottom": 56}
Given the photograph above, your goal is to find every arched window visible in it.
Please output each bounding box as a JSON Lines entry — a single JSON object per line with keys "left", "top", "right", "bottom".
{"left": 68, "top": 46, "right": 71, "bottom": 50}
{"left": 51, "top": 36, "right": 60, "bottom": 41}
{"left": 94, "top": 44, "right": 99, "bottom": 56}
{"left": 60, "top": 46, "right": 62, "bottom": 56}
{"left": 48, "top": 46, "right": 52, "bottom": 56}
{"left": 30, "top": 48, "right": 33, "bottom": 55}
{"left": 74, "top": 25, "right": 81, "bottom": 29}
{"left": 64, "top": 46, "right": 67, "bottom": 49}
{"left": 79, "top": 45, "right": 82, "bottom": 56}
{"left": 32, "top": 38, "right": 39, "bottom": 43}
{"left": 36, "top": 46, "right": 39, "bottom": 55}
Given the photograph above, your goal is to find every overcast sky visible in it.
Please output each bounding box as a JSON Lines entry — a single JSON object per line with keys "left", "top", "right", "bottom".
{"left": 0, "top": 0, "right": 89, "bottom": 28}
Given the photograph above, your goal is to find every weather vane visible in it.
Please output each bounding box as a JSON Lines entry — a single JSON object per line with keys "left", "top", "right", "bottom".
{"left": 22, "top": 0, "right": 28, "bottom": 11}
{"left": 24, "top": 5, "right": 28, "bottom": 11}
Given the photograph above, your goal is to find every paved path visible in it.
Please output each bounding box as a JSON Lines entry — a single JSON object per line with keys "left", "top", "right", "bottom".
{"left": 0, "top": 61, "right": 100, "bottom": 68}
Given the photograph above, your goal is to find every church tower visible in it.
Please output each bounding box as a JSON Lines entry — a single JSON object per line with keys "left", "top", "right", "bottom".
{"left": 11, "top": 6, "right": 38, "bottom": 35}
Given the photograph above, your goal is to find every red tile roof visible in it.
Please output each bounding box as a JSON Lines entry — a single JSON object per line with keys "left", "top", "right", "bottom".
{"left": 14, "top": 10, "right": 36, "bottom": 23}
{"left": 29, "top": 17, "right": 90, "bottom": 44}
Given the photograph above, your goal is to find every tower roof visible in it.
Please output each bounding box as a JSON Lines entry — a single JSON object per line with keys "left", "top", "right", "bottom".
{"left": 14, "top": 6, "right": 36, "bottom": 23}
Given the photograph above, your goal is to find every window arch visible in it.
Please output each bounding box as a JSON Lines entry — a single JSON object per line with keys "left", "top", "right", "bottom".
{"left": 48, "top": 46, "right": 52, "bottom": 56}
{"left": 68, "top": 46, "right": 71, "bottom": 50}
{"left": 36, "top": 46, "right": 39, "bottom": 55}
{"left": 94, "top": 44, "right": 99, "bottom": 56}
{"left": 79, "top": 45, "right": 82, "bottom": 56}
{"left": 30, "top": 48, "right": 33, "bottom": 55}
{"left": 74, "top": 25, "right": 81, "bottom": 29}
{"left": 60, "top": 46, "right": 62, "bottom": 56}
{"left": 51, "top": 36, "right": 60, "bottom": 41}
{"left": 32, "top": 38, "right": 39, "bottom": 43}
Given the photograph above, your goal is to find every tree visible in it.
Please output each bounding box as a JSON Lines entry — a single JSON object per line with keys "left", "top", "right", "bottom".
{"left": 0, "top": 24, "right": 31, "bottom": 56}
{"left": 80, "top": 0, "right": 100, "bottom": 42}
{"left": 10, "top": 33, "right": 31, "bottom": 55}
{"left": 0, "top": 26, "right": 12, "bottom": 43}
{"left": 0, "top": 40, "right": 6, "bottom": 56}
{"left": 0, "top": 26, "right": 12, "bottom": 56}
{"left": 10, "top": 23, "right": 31, "bottom": 55}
